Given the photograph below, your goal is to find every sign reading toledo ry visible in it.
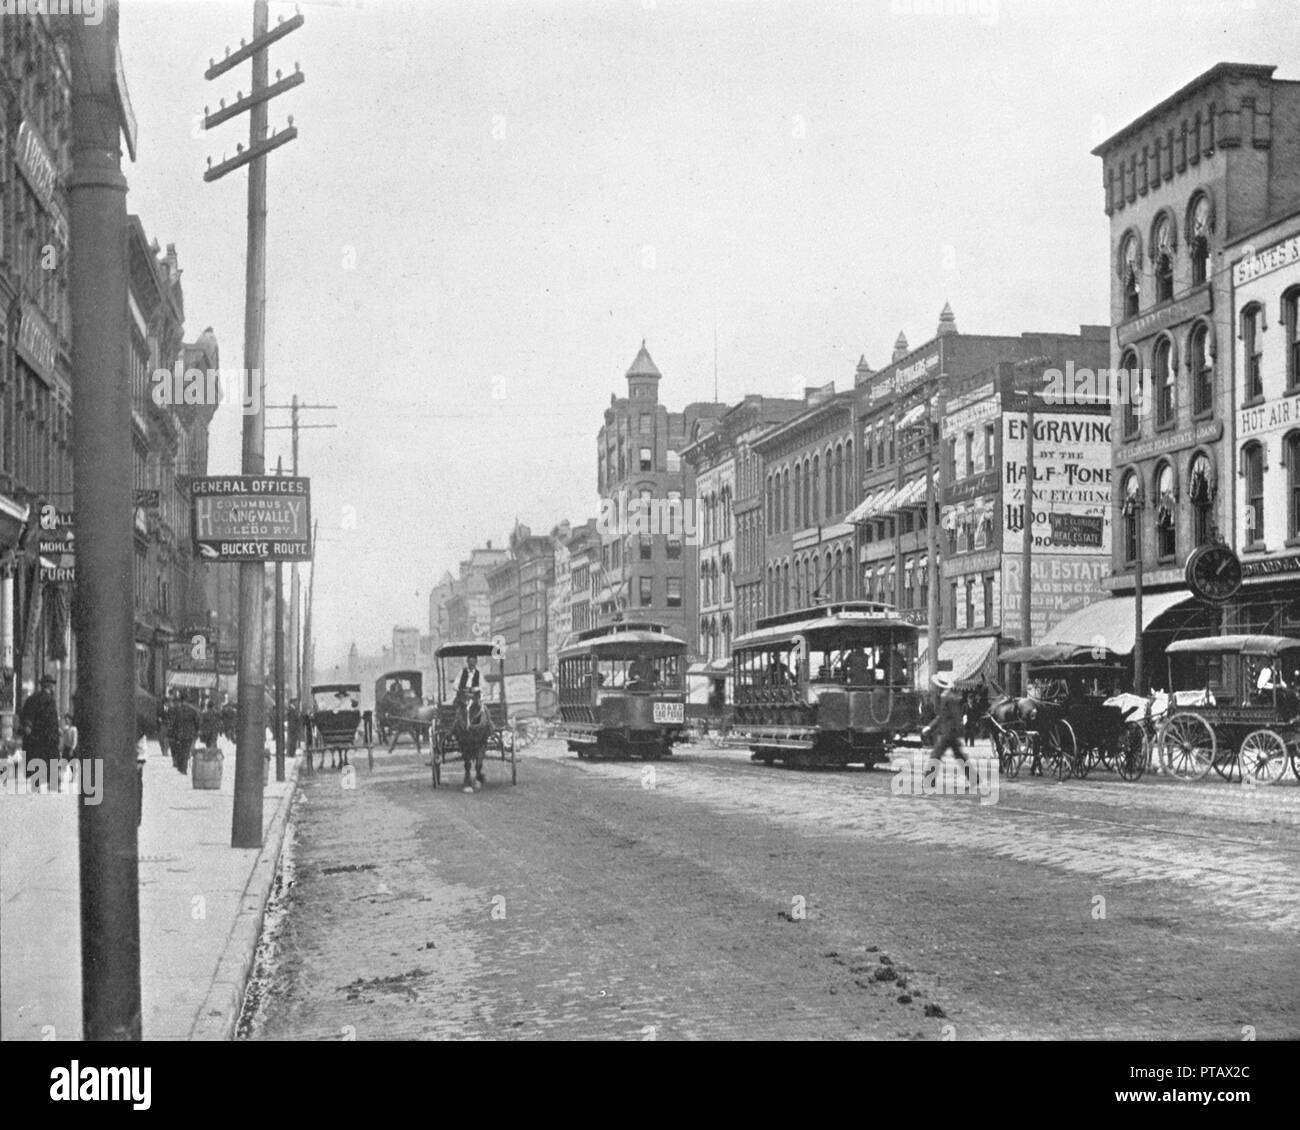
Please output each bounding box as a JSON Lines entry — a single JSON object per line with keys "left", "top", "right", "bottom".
{"left": 191, "top": 476, "right": 312, "bottom": 562}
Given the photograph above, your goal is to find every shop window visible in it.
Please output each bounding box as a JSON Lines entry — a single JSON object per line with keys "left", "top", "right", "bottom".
{"left": 1243, "top": 442, "right": 1265, "bottom": 546}
{"left": 1289, "top": 431, "right": 1300, "bottom": 541}
{"left": 1155, "top": 463, "right": 1176, "bottom": 560}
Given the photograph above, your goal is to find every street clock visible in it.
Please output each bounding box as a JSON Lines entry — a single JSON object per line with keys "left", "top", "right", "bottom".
{"left": 1184, "top": 542, "right": 1243, "bottom": 604}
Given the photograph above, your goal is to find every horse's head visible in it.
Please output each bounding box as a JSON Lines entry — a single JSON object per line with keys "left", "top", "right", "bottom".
{"left": 453, "top": 690, "right": 490, "bottom": 733}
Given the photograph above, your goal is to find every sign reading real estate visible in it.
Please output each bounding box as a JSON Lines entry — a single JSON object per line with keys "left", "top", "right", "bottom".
{"left": 191, "top": 476, "right": 312, "bottom": 562}
{"left": 1003, "top": 412, "right": 1112, "bottom": 556}
{"left": 1002, "top": 555, "right": 1109, "bottom": 646}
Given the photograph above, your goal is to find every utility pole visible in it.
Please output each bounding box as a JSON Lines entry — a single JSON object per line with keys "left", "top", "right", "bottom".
{"left": 1125, "top": 486, "right": 1146, "bottom": 694}
{"left": 273, "top": 457, "right": 285, "bottom": 781}
{"left": 1013, "top": 360, "right": 1046, "bottom": 696}
{"left": 69, "top": 0, "right": 141, "bottom": 1039}
{"left": 925, "top": 387, "right": 941, "bottom": 697}
{"left": 203, "top": 0, "right": 304, "bottom": 846}
{"left": 267, "top": 396, "right": 336, "bottom": 709}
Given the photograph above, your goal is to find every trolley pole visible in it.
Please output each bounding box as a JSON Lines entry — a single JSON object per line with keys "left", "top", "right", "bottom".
{"left": 203, "top": 0, "right": 304, "bottom": 845}
{"left": 69, "top": 0, "right": 142, "bottom": 1040}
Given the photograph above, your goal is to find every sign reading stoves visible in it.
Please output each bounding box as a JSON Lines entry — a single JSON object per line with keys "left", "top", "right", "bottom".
{"left": 191, "top": 476, "right": 312, "bottom": 562}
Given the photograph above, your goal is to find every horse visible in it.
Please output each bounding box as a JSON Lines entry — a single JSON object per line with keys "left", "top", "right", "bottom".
{"left": 385, "top": 700, "right": 438, "bottom": 755}
{"left": 453, "top": 690, "right": 493, "bottom": 792}
{"left": 986, "top": 691, "right": 1044, "bottom": 772}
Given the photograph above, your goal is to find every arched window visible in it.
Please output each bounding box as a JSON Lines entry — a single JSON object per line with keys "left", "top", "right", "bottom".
{"left": 782, "top": 562, "right": 790, "bottom": 612}
{"left": 1190, "top": 322, "right": 1214, "bottom": 417}
{"left": 1121, "top": 349, "right": 1142, "bottom": 437}
{"left": 1189, "top": 450, "right": 1215, "bottom": 546}
{"left": 793, "top": 556, "right": 803, "bottom": 607}
{"left": 844, "top": 439, "right": 854, "bottom": 507}
{"left": 1284, "top": 286, "right": 1300, "bottom": 392}
{"left": 793, "top": 464, "right": 802, "bottom": 529}
{"left": 834, "top": 547, "right": 844, "bottom": 601}
{"left": 1155, "top": 462, "right": 1176, "bottom": 560}
{"left": 1188, "top": 193, "right": 1212, "bottom": 287}
{"left": 765, "top": 475, "right": 773, "bottom": 528}
{"left": 1288, "top": 431, "right": 1300, "bottom": 540}
{"left": 1243, "top": 304, "right": 1265, "bottom": 402}
{"left": 1153, "top": 337, "right": 1175, "bottom": 426}
{"left": 801, "top": 457, "right": 810, "bottom": 524}
{"left": 1152, "top": 213, "right": 1175, "bottom": 303}
{"left": 812, "top": 454, "right": 820, "bottom": 521}
{"left": 1243, "top": 442, "right": 1265, "bottom": 546}
{"left": 1122, "top": 471, "right": 1141, "bottom": 564}
{"left": 782, "top": 467, "right": 790, "bottom": 532}
{"left": 1120, "top": 231, "right": 1141, "bottom": 317}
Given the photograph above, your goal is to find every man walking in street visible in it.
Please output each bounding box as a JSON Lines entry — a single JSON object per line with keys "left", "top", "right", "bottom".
{"left": 929, "top": 674, "right": 968, "bottom": 765}
{"left": 199, "top": 697, "right": 222, "bottom": 751}
{"left": 20, "top": 674, "right": 61, "bottom": 792}
{"left": 169, "top": 691, "right": 199, "bottom": 775}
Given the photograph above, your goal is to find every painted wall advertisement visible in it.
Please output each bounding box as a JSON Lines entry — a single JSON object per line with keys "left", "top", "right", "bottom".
{"left": 1002, "top": 555, "right": 1109, "bottom": 645}
{"left": 1002, "top": 412, "right": 1112, "bottom": 555}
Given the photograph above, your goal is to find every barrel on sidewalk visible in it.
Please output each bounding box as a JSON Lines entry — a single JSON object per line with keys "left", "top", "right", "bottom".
{"left": 192, "top": 744, "right": 224, "bottom": 790}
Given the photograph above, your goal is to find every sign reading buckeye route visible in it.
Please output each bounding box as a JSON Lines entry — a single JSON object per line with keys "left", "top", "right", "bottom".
{"left": 191, "top": 476, "right": 312, "bottom": 562}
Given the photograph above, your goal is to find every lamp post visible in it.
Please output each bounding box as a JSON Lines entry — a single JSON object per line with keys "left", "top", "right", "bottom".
{"left": 1123, "top": 484, "right": 1146, "bottom": 694}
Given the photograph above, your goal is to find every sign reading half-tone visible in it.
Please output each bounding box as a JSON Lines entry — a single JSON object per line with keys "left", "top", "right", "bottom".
{"left": 191, "top": 476, "right": 312, "bottom": 562}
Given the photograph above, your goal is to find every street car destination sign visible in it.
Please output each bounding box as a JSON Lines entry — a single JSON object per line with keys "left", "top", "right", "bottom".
{"left": 191, "top": 476, "right": 312, "bottom": 562}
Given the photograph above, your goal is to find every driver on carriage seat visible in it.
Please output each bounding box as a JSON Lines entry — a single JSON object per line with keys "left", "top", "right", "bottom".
{"left": 457, "top": 655, "right": 486, "bottom": 699}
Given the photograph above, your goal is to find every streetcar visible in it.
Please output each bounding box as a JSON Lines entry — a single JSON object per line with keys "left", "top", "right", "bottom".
{"left": 555, "top": 621, "right": 688, "bottom": 759}
{"left": 730, "top": 601, "right": 922, "bottom": 768}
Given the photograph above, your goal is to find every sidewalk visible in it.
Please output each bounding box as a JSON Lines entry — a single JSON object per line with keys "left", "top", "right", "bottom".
{"left": 0, "top": 736, "right": 299, "bottom": 1040}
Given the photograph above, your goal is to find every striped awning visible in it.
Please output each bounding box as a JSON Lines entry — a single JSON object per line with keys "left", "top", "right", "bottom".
{"left": 897, "top": 402, "right": 927, "bottom": 430}
{"left": 847, "top": 486, "right": 890, "bottom": 524}
{"left": 167, "top": 670, "right": 219, "bottom": 689}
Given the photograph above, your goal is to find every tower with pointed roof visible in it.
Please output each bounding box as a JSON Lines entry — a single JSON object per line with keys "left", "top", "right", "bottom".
{"left": 626, "top": 339, "right": 662, "bottom": 404}
{"left": 891, "top": 331, "right": 910, "bottom": 362}
{"left": 936, "top": 302, "right": 958, "bottom": 337}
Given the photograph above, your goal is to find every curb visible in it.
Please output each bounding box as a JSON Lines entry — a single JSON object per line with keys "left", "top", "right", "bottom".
{"left": 189, "top": 758, "right": 300, "bottom": 1041}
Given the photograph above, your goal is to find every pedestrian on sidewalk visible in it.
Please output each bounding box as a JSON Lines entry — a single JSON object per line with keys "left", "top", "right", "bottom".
{"left": 287, "top": 698, "right": 301, "bottom": 756}
{"left": 199, "top": 697, "right": 221, "bottom": 751}
{"left": 157, "top": 694, "right": 171, "bottom": 755}
{"left": 169, "top": 692, "right": 199, "bottom": 775}
{"left": 20, "top": 674, "right": 61, "bottom": 792}
{"left": 929, "top": 675, "right": 968, "bottom": 765}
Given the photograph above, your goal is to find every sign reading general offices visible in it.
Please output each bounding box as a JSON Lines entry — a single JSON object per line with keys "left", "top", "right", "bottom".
{"left": 191, "top": 476, "right": 312, "bottom": 562}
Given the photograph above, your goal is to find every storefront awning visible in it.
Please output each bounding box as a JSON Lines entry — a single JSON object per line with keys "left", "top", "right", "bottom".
{"left": 1048, "top": 590, "right": 1194, "bottom": 654}
{"left": 918, "top": 635, "right": 999, "bottom": 689}
{"left": 847, "top": 486, "right": 890, "bottom": 524}
{"left": 897, "top": 402, "right": 927, "bottom": 430}
{"left": 167, "top": 670, "right": 219, "bottom": 690}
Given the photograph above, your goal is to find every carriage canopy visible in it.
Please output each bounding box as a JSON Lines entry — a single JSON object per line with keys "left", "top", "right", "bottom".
{"left": 1164, "top": 635, "right": 1300, "bottom": 657}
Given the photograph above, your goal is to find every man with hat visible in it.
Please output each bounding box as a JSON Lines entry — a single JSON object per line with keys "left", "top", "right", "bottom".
{"left": 20, "top": 674, "right": 62, "bottom": 792}
{"left": 168, "top": 690, "right": 200, "bottom": 775}
{"left": 929, "top": 674, "right": 969, "bottom": 764}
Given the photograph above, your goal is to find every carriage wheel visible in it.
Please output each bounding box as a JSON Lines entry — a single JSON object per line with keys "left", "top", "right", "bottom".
{"left": 1074, "top": 740, "right": 1095, "bottom": 780}
{"left": 997, "top": 730, "right": 1022, "bottom": 778}
{"left": 1048, "top": 720, "right": 1077, "bottom": 782}
{"left": 1160, "top": 712, "right": 1216, "bottom": 782}
{"left": 1116, "top": 723, "right": 1149, "bottom": 783}
{"left": 1239, "top": 729, "right": 1289, "bottom": 785}
{"left": 510, "top": 739, "right": 517, "bottom": 785}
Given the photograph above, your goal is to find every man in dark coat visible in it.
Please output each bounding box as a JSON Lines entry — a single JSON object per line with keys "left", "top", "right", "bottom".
{"left": 20, "top": 673, "right": 61, "bottom": 792}
{"left": 169, "top": 692, "right": 199, "bottom": 774}
{"left": 199, "top": 698, "right": 222, "bottom": 750}
{"left": 929, "top": 675, "right": 968, "bottom": 764}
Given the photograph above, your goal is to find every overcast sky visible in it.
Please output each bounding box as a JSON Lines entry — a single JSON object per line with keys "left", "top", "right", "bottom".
{"left": 118, "top": 0, "right": 1299, "bottom": 669}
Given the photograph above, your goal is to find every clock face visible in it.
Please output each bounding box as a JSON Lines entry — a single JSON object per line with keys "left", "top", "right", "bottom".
{"left": 1186, "top": 544, "right": 1242, "bottom": 603}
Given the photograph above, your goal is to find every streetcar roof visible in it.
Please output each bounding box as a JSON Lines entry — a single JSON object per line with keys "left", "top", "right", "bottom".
{"left": 559, "top": 629, "right": 687, "bottom": 659}
{"left": 434, "top": 641, "right": 498, "bottom": 658}
{"left": 1164, "top": 634, "right": 1300, "bottom": 657}
{"left": 733, "top": 608, "right": 917, "bottom": 650}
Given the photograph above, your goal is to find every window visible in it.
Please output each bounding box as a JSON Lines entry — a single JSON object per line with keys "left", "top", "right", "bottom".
{"left": 964, "top": 579, "right": 975, "bottom": 629}
{"left": 1155, "top": 463, "right": 1176, "bottom": 560}
{"left": 863, "top": 429, "right": 873, "bottom": 470}
{"left": 1191, "top": 323, "right": 1213, "bottom": 416}
{"left": 639, "top": 535, "right": 652, "bottom": 561}
{"left": 640, "top": 413, "right": 651, "bottom": 433}
{"left": 964, "top": 431, "right": 974, "bottom": 478}
{"left": 782, "top": 469, "right": 790, "bottom": 532}
{"left": 1122, "top": 471, "right": 1140, "bottom": 563}
{"left": 1285, "top": 288, "right": 1300, "bottom": 391}
{"left": 1154, "top": 338, "right": 1175, "bottom": 426}
{"left": 809, "top": 456, "right": 818, "bottom": 524}
{"left": 1243, "top": 442, "right": 1265, "bottom": 545}
{"left": 1243, "top": 305, "right": 1264, "bottom": 402}
{"left": 1288, "top": 432, "right": 1300, "bottom": 540}
{"left": 1190, "top": 451, "right": 1214, "bottom": 546}
{"left": 1189, "top": 194, "right": 1212, "bottom": 287}
{"left": 1153, "top": 214, "right": 1174, "bottom": 303}
{"left": 794, "top": 464, "right": 802, "bottom": 528}
{"left": 844, "top": 439, "right": 853, "bottom": 506}
{"left": 948, "top": 581, "right": 958, "bottom": 629}
{"left": 639, "top": 446, "right": 653, "bottom": 472}
{"left": 877, "top": 425, "right": 886, "bottom": 467}
{"left": 946, "top": 436, "right": 957, "bottom": 478}
{"left": 1121, "top": 233, "right": 1140, "bottom": 317}
{"left": 1121, "top": 349, "right": 1141, "bottom": 437}
{"left": 982, "top": 574, "right": 994, "bottom": 626}
{"left": 983, "top": 423, "right": 995, "bottom": 468}
{"left": 666, "top": 538, "right": 682, "bottom": 560}
{"left": 639, "top": 576, "right": 653, "bottom": 606}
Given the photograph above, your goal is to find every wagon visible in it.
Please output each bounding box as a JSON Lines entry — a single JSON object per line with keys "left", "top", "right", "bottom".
{"left": 374, "top": 669, "right": 431, "bottom": 747}
{"left": 307, "top": 682, "right": 372, "bottom": 772}
{"left": 1158, "top": 635, "right": 1300, "bottom": 784}
{"left": 989, "top": 645, "right": 1142, "bottom": 781}
{"left": 429, "top": 642, "right": 513, "bottom": 789}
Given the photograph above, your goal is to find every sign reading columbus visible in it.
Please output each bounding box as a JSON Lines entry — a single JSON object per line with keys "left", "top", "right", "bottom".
{"left": 190, "top": 476, "right": 312, "bottom": 562}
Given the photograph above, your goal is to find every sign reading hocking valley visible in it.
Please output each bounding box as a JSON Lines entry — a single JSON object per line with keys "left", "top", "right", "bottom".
{"left": 191, "top": 476, "right": 312, "bottom": 562}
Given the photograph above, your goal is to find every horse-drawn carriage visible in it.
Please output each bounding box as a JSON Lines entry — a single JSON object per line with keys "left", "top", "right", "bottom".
{"left": 374, "top": 669, "right": 436, "bottom": 751}
{"left": 429, "top": 642, "right": 514, "bottom": 790}
{"left": 307, "top": 682, "right": 373, "bottom": 772}
{"left": 1157, "top": 635, "right": 1300, "bottom": 784}
{"left": 988, "top": 645, "right": 1146, "bottom": 781}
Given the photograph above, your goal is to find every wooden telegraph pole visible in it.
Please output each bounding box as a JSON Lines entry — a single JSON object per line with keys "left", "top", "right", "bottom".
{"left": 203, "top": 0, "right": 304, "bottom": 846}
{"left": 69, "top": 0, "right": 142, "bottom": 1040}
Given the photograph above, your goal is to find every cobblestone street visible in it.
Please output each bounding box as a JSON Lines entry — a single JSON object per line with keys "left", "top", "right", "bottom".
{"left": 244, "top": 741, "right": 1300, "bottom": 1040}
